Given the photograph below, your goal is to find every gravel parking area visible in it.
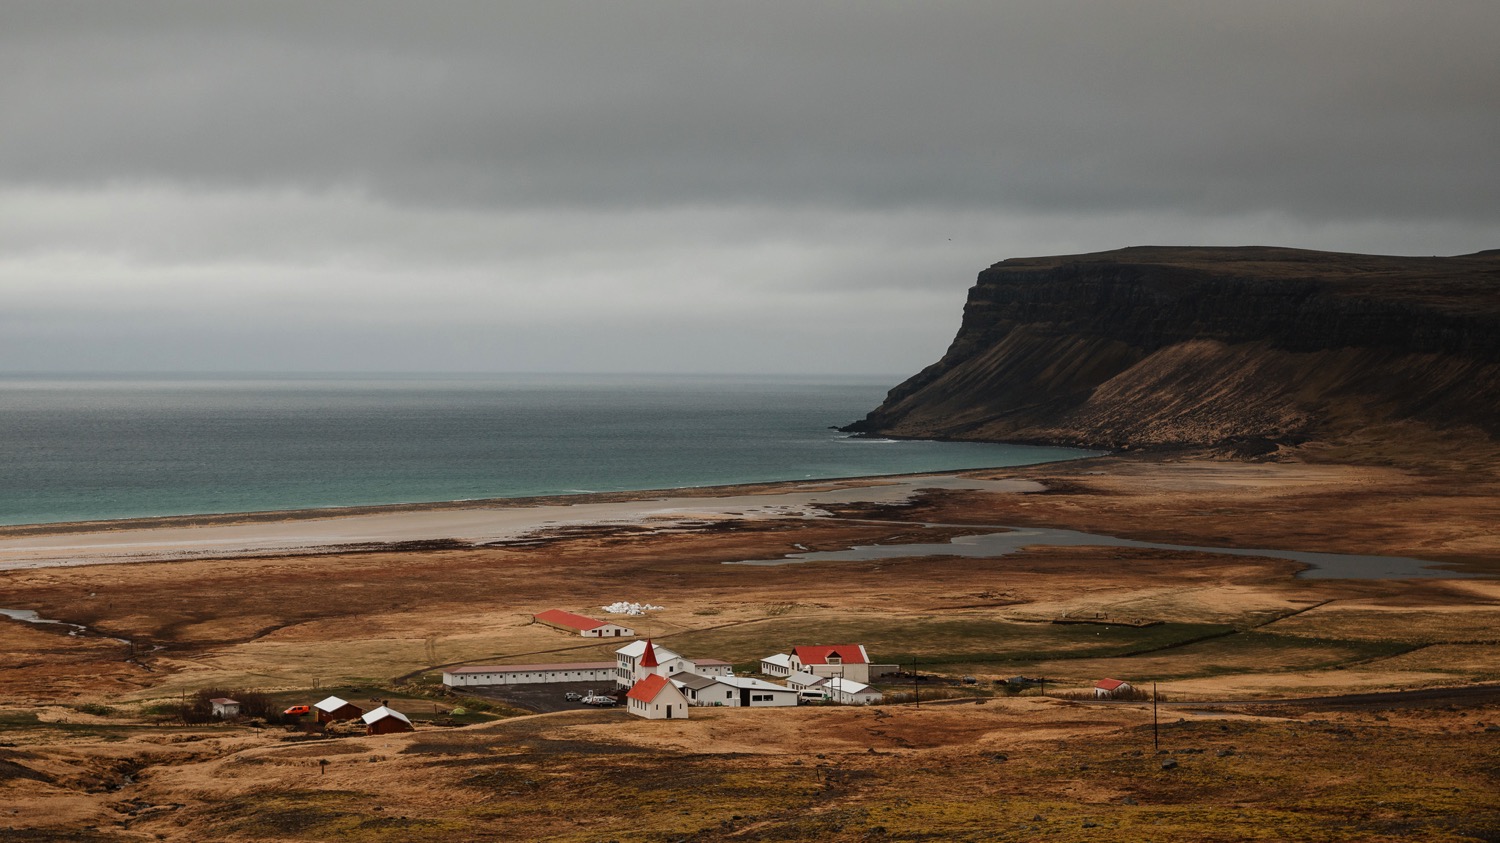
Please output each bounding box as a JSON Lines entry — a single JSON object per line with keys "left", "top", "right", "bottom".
{"left": 464, "top": 680, "right": 626, "bottom": 714}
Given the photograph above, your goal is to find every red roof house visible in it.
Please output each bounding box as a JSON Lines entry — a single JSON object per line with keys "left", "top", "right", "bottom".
{"left": 1094, "top": 678, "right": 1133, "bottom": 698}
{"left": 793, "top": 645, "right": 870, "bottom": 666}
{"left": 625, "top": 674, "right": 690, "bottom": 720}
{"left": 790, "top": 644, "right": 873, "bottom": 682}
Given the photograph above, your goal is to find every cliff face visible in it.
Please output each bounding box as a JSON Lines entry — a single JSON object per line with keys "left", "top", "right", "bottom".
{"left": 844, "top": 246, "right": 1500, "bottom": 450}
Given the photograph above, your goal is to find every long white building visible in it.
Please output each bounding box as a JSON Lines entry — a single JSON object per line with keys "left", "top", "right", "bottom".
{"left": 442, "top": 662, "right": 617, "bottom": 687}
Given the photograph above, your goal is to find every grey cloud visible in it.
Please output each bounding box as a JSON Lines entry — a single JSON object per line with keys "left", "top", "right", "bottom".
{"left": 3, "top": 2, "right": 1498, "bottom": 222}
{"left": 2, "top": 2, "right": 1497, "bottom": 376}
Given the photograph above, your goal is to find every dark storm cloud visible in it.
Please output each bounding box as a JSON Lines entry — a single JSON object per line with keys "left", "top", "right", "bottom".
{"left": 2, "top": 2, "right": 1497, "bottom": 374}
{"left": 4, "top": 1, "right": 1498, "bottom": 221}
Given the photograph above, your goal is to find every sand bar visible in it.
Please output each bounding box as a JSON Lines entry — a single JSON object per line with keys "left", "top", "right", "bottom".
{"left": 0, "top": 474, "right": 1042, "bottom": 570}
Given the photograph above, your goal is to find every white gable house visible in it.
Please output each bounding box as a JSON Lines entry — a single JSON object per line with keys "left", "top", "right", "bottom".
{"left": 760, "top": 653, "right": 793, "bottom": 677}
{"left": 673, "top": 674, "right": 798, "bottom": 707}
{"left": 615, "top": 639, "right": 694, "bottom": 688}
{"left": 825, "top": 677, "right": 883, "bottom": 705}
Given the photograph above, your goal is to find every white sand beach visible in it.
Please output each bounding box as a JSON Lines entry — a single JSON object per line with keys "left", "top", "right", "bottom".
{"left": 0, "top": 475, "right": 1041, "bottom": 570}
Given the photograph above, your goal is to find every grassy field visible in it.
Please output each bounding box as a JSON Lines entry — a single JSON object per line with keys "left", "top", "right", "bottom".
{"left": 33, "top": 703, "right": 1486, "bottom": 842}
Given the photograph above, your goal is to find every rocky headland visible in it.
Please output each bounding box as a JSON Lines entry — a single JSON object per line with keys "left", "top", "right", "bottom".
{"left": 844, "top": 246, "right": 1500, "bottom": 454}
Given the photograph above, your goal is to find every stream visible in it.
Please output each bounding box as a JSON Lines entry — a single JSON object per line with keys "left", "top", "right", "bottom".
{"left": 0, "top": 607, "right": 136, "bottom": 645}
{"left": 726, "top": 524, "right": 1477, "bottom": 580}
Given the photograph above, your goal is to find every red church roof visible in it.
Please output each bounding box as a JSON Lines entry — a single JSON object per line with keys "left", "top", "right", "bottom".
{"left": 626, "top": 674, "right": 671, "bottom": 703}
{"left": 1095, "top": 678, "right": 1129, "bottom": 691}
{"left": 534, "top": 609, "right": 607, "bottom": 631}
{"left": 640, "top": 638, "right": 660, "bottom": 668}
{"left": 793, "top": 644, "right": 869, "bottom": 666}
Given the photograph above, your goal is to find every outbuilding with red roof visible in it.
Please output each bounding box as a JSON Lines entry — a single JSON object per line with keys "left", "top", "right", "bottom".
{"left": 533, "top": 609, "right": 635, "bottom": 638}
{"left": 1094, "top": 678, "right": 1133, "bottom": 699}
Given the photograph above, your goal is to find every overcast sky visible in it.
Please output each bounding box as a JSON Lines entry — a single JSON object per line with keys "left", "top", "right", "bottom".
{"left": 3, "top": 2, "right": 1497, "bottom": 375}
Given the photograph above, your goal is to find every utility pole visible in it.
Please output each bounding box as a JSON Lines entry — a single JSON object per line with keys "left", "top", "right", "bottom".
{"left": 1153, "top": 682, "right": 1160, "bottom": 753}
{"left": 912, "top": 657, "right": 919, "bottom": 708}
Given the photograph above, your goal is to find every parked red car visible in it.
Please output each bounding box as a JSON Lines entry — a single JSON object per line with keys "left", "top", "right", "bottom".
{"left": 283, "top": 704, "right": 311, "bottom": 716}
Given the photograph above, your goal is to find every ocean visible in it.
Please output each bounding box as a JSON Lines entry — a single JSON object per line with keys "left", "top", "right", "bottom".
{"left": 0, "top": 374, "right": 1098, "bottom": 526}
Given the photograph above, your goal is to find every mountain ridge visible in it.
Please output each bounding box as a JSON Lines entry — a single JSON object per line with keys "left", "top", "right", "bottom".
{"left": 843, "top": 246, "right": 1500, "bottom": 453}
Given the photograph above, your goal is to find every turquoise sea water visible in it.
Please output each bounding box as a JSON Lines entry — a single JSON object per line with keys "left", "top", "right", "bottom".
{"left": 0, "top": 374, "right": 1099, "bottom": 526}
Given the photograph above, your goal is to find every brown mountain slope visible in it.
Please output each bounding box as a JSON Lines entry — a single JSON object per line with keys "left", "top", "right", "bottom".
{"left": 844, "top": 246, "right": 1500, "bottom": 452}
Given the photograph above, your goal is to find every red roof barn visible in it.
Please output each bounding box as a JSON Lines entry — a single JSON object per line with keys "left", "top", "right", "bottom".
{"left": 533, "top": 609, "right": 635, "bottom": 638}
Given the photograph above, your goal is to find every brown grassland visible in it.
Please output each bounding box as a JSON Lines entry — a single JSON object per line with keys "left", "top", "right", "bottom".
{"left": 2, "top": 451, "right": 1499, "bottom": 841}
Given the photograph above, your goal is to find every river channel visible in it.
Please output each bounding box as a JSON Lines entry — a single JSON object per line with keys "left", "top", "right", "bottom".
{"left": 727, "top": 524, "right": 1476, "bottom": 580}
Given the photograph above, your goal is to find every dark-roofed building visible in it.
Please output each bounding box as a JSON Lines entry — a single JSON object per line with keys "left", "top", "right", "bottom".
{"left": 674, "top": 672, "right": 725, "bottom": 705}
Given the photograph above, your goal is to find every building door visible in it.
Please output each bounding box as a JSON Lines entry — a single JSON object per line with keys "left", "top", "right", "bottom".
{"left": 740, "top": 688, "right": 752, "bottom": 707}
{"left": 666, "top": 705, "right": 672, "bottom": 719}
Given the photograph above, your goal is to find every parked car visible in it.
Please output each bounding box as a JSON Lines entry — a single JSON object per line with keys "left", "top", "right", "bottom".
{"left": 962, "top": 676, "right": 979, "bottom": 685}
{"left": 564, "top": 692, "right": 583, "bottom": 701}
{"left": 582, "top": 693, "right": 617, "bottom": 706}
{"left": 283, "top": 704, "right": 311, "bottom": 716}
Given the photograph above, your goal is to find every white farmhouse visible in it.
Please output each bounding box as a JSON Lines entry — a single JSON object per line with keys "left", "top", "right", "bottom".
{"left": 825, "top": 677, "right": 883, "bottom": 705}
{"left": 209, "top": 697, "right": 240, "bottom": 719}
{"left": 626, "top": 674, "right": 691, "bottom": 720}
{"left": 614, "top": 639, "right": 696, "bottom": 688}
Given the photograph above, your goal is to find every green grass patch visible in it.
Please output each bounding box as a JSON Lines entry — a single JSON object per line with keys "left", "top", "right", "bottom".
{"left": 672, "top": 616, "right": 1235, "bottom": 670}
{"left": 1133, "top": 632, "right": 1419, "bottom": 680}
{"left": 0, "top": 710, "right": 42, "bottom": 728}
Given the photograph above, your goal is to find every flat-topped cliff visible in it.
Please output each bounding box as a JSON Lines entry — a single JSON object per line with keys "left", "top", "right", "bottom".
{"left": 844, "top": 246, "right": 1500, "bottom": 452}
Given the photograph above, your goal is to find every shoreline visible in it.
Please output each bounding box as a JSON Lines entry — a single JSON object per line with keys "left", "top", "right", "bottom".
{"left": 0, "top": 471, "right": 1052, "bottom": 570}
{"left": 0, "top": 453, "right": 1115, "bottom": 538}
